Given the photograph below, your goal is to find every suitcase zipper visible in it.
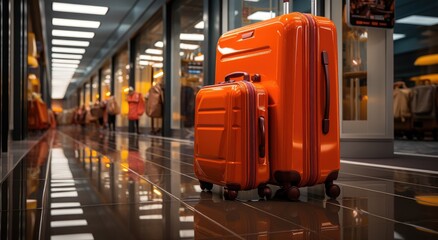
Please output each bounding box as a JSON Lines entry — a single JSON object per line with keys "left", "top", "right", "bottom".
{"left": 304, "top": 14, "right": 318, "bottom": 186}
{"left": 242, "top": 81, "right": 257, "bottom": 189}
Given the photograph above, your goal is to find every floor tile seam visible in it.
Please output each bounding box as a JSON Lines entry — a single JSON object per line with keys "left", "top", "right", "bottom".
{"left": 61, "top": 130, "right": 438, "bottom": 234}
{"left": 39, "top": 130, "right": 57, "bottom": 240}
{"left": 117, "top": 131, "right": 194, "bottom": 145}
{"left": 61, "top": 133, "right": 198, "bottom": 180}
{"left": 58, "top": 131, "right": 199, "bottom": 182}
{"left": 122, "top": 167, "right": 245, "bottom": 240}
{"left": 83, "top": 129, "right": 194, "bottom": 157}
{"left": 339, "top": 172, "right": 438, "bottom": 190}
{"left": 43, "top": 201, "right": 168, "bottom": 210}
{"left": 1, "top": 131, "right": 50, "bottom": 183}
{"left": 240, "top": 202, "right": 336, "bottom": 240}
{"left": 81, "top": 135, "right": 195, "bottom": 167}
{"left": 102, "top": 132, "right": 438, "bottom": 179}
{"left": 336, "top": 182, "right": 436, "bottom": 204}
{"left": 315, "top": 196, "right": 438, "bottom": 235}
{"left": 395, "top": 151, "right": 438, "bottom": 159}
{"left": 74, "top": 135, "right": 194, "bottom": 166}
{"left": 340, "top": 160, "right": 438, "bottom": 176}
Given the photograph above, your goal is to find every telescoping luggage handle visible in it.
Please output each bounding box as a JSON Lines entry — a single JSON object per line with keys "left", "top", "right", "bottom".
{"left": 322, "top": 51, "right": 330, "bottom": 134}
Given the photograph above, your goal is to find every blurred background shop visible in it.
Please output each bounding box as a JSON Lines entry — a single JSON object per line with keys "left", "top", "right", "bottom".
{"left": 1, "top": 0, "right": 438, "bottom": 159}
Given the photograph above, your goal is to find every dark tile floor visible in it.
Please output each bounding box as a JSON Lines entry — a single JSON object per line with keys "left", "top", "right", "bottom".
{"left": 1, "top": 127, "right": 437, "bottom": 239}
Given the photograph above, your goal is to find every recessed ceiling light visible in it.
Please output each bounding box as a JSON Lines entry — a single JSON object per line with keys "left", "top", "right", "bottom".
{"left": 52, "top": 30, "right": 95, "bottom": 39}
{"left": 139, "top": 60, "right": 154, "bottom": 66}
{"left": 393, "top": 33, "right": 406, "bottom": 41}
{"left": 52, "top": 59, "right": 81, "bottom": 64}
{"left": 396, "top": 15, "right": 438, "bottom": 26}
{"left": 245, "top": 0, "right": 260, "bottom": 2}
{"left": 52, "top": 39, "right": 89, "bottom": 47}
{"left": 52, "top": 53, "right": 83, "bottom": 59}
{"left": 52, "top": 2, "right": 108, "bottom": 15}
{"left": 145, "top": 48, "right": 163, "bottom": 55}
{"left": 52, "top": 67, "right": 77, "bottom": 71}
{"left": 180, "top": 33, "right": 204, "bottom": 41}
{"left": 194, "top": 21, "right": 204, "bottom": 29}
{"left": 152, "top": 63, "right": 163, "bottom": 68}
{"left": 194, "top": 54, "right": 204, "bottom": 61}
{"left": 52, "top": 47, "right": 86, "bottom": 54}
{"left": 154, "top": 41, "right": 164, "bottom": 48}
{"left": 52, "top": 18, "right": 101, "bottom": 28}
{"left": 247, "top": 11, "right": 276, "bottom": 21}
{"left": 51, "top": 71, "right": 76, "bottom": 76}
{"left": 52, "top": 63, "right": 79, "bottom": 68}
{"left": 154, "top": 40, "right": 201, "bottom": 49}
{"left": 180, "top": 43, "right": 199, "bottom": 50}
{"left": 139, "top": 55, "right": 163, "bottom": 61}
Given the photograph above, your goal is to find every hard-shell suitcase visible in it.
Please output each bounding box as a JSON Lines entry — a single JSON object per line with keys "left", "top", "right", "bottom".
{"left": 215, "top": 12, "right": 341, "bottom": 200}
{"left": 194, "top": 73, "right": 270, "bottom": 200}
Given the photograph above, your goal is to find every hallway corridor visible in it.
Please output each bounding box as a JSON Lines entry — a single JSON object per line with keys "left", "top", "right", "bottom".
{"left": 1, "top": 127, "right": 437, "bottom": 239}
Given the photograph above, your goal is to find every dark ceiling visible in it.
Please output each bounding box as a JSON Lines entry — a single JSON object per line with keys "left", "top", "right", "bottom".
{"left": 43, "top": 0, "right": 438, "bottom": 98}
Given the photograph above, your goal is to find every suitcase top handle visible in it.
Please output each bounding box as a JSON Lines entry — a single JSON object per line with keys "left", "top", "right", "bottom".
{"left": 224, "top": 72, "right": 250, "bottom": 82}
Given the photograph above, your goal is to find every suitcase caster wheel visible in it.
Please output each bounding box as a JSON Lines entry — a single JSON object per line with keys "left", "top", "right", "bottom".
{"left": 258, "top": 186, "right": 272, "bottom": 200}
{"left": 200, "top": 181, "right": 213, "bottom": 191}
{"left": 224, "top": 189, "right": 238, "bottom": 200}
{"left": 286, "top": 186, "right": 300, "bottom": 201}
{"left": 326, "top": 184, "right": 340, "bottom": 199}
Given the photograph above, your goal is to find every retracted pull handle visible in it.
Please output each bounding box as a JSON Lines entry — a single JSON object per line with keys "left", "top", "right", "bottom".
{"left": 283, "top": 0, "right": 290, "bottom": 14}
{"left": 224, "top": 72, "right": 250, "bottom": 82}
{"left": 258, "top": 117, "right": 265, "bottom": 158}
{"left": 321, "top": 51, "right": 330, "bottom": 135}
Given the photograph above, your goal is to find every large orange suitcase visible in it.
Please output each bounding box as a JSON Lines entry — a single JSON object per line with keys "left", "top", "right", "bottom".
{"left": 194, "top": 74, "right": 270, "bottom": 200}
{"left": 215, "top": 13, "right": 340, "bottom": 200}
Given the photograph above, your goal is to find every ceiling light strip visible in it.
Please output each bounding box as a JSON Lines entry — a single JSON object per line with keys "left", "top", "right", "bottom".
{"left": 52, "top": 2, "right": 108, "bottom": 15}
{"left": 52, "top": 39, "right": 89, "bottom": 47}
{"left": 52, "top": 18, "right": 101, "bottom": 28}
{"left": 52, "top": 29, "right": 95, "bottom": 39}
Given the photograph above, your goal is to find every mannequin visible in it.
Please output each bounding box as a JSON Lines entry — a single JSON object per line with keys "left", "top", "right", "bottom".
{"left": 126, "top": 86, "right": 145, "bottom": 134}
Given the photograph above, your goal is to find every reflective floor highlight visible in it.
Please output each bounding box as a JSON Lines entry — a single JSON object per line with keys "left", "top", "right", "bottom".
{"left": 1, "top": 127, "right": 437, "bottom": 239}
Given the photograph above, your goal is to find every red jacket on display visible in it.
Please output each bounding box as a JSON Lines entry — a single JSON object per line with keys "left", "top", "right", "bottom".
{"left": 127, "top": 92, "right": 145, "bottom": 120}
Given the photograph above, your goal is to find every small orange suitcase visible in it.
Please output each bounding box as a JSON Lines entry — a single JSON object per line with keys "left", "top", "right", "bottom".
{"left": 194, "top": 73, "right": 270, "bottom": 200}
{"left": 215, "top": 12, "right": 340, "bottom": 200}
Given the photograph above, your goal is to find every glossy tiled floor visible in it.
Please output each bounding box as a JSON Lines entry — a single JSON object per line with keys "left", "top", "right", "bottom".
{"left": 1, "top": 127, "right": 437, "bottom": 239}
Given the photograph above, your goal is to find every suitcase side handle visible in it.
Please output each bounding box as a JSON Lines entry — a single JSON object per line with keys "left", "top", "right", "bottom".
{"left": 258, "top": 116, "right": 266, "bottom": 158}
{"left": 322, "top": 51, "right": 330, "bottom": 134}
{"left": 224, "top": 72, "right": 250, "bottom": 82}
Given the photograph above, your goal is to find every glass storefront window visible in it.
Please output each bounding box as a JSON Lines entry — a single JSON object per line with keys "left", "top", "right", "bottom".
{"left": 101, "top": 62, "right": 112, "bottom": 102}
{"left": 114, "top": 48, "right": 130, "bottom": 129}
{"left": 342, "top": 3, "right": 368, "bottom": 121}
{"left": 228, "top": 0, "right": 311, "bottom": 29}
{"left": 135, "top": 12, "right": 163, "bottom": 133}
{"left": 170, "top": 0, "right": 204, "bottom": 139}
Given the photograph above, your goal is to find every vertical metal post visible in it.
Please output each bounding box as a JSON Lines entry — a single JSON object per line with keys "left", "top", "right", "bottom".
{"left": 12, "top": 0, "right": 28, "bottom": 141}
{"left": 97, "top": 69, "right": 102, "bottom": 102}
{"left": 162, "top": 2, "right": 173, "bottom": 137}
{"left": 89, "top": 78, "right": 93, "bottom": 103}
{"left": 110, "top": 56, "right": 116, "bottom": 96}
{"left": 0, "top": 0, "right": 10, "bottom": 152}
{"left": 128, "top": 36, "right": 136, "bottom": 133}
{"left": 203, "top": 0, "right": 222, "bottom": 86}
{"left": 311, "top": 0, "right": 317, "bottom": 15}
{"left": 283, "top": 0, "right": 290, "bottom": 14}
